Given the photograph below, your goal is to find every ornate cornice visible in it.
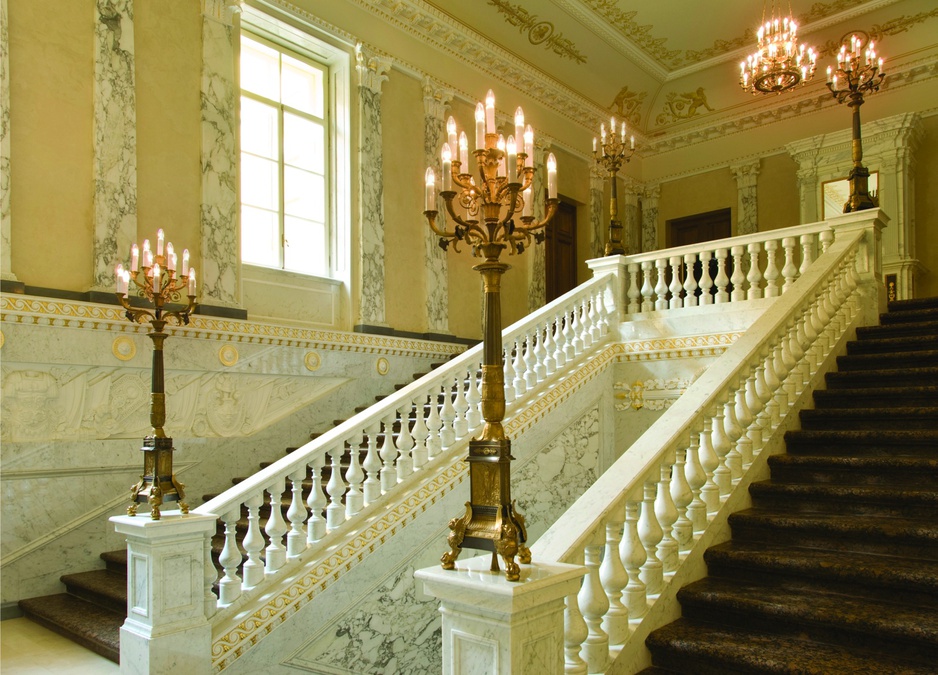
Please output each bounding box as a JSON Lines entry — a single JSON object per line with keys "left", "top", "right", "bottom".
{"left": 422, "top": 77, "right": 453, "bottom": 119}
{"left": 356, "top": 43, "right": 392, "bottom": 94}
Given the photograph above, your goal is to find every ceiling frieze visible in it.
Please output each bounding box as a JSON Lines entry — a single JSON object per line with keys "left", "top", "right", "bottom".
{"left": 488, "top": 0, "right": 587, "bottom": 63}
{"left": 814, "top": 7, "right": 938, "bottom": 58}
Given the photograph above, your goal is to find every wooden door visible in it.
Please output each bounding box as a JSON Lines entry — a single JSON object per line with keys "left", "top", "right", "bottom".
{"left": 546, "top": 199, "right": 577, "bottom": 302}
{"left": 667, "top": 208, "right": 732, "bottom": 301}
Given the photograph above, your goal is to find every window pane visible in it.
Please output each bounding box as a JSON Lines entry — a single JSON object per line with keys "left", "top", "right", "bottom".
{"left": 241, "top": 37, "right": 280, "bottom": 102}
{"left": 241, "top": 206, "right": 280, "bottom": 267}
{"left": 284, "top": 114, "right": 324, "bottom": 173}
{"left": 241, "top": 154, "right": 279, "bottom": 210}
{"left": 284, "top": 216, "right": 327, "bottom": 276}
{"left": 281, "top": 54, "right": 323, "bottom": 116}
{"left": 241, "top": 98, "right": 278, "bottom": 160}
{"left": 284, "top": 167, "right": 324, "bottom": 222}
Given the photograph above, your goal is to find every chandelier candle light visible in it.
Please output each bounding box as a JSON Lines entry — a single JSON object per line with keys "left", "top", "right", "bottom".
{"left": 593, "top": 117, "right": 635, "bottom": 256}
{"left": 740, "top": 3, "right": 816, "bottom": 94}
{"left": 424, "top": 89, "right": 558, "bottom": 581}
{"left": 826, "top": 34, "right": 885, "bottom": 212}
{"left": 115, "top": 229, "right": 197, "bottom": 520}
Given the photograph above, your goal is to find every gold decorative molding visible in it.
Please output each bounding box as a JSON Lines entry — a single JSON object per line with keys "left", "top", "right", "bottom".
{"left": 656, "top": 87, "right": 715, "bottom": 126}
{"left": 376, "top": 357, "right": 389, "bottom": 375}
{"left": 487, "top": 0, "right": 587, "bottom": 63}
{"left": 617, "top": 333, "right": 743, "bottom": 361}
{"left": 815, "top": 9, "right": 938, "bottom": 58}
{"left": 112, "top": 335, "right": 136, "bottom": 361}
{"left": 614, "top": 376, "right": 694, "bottom": 412}
{"left": 580, "top": 0, "right": 680, "bottom": 68}
{"left": 218, "top": 344, "right": 239, "bottom": 367}
{"left": 304, "top": 351, "right": 321, "bottom": 371}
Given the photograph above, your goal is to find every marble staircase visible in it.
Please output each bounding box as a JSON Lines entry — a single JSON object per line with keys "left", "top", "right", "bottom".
{"left": 643, "top": 296, "right": 938, "bottom": 674}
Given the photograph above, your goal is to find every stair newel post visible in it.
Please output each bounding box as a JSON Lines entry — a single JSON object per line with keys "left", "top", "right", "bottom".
{"left": 654, "top": 257, "right": 669, "bottom": 310}
{"left": 425, "top": 392, "right": 443, "bottom": 460}
{"left": 439, "top": 382, "right": 457, "bottom": 449}
{"left": 543, "top": 322, "right": 558, "bottom": 375}
{"left": 668, "top": 255, "right": 683, "bottom": 309}
{"left": 325, "top": 447, "right": 347, "bottom": 530}
{"left": 711, "top": 403, "right": 733, "bottom": 495}
{"left": 627, "top": 262, "right": 641, "bottom": 313}
{"left": 599, "top": 521, "right": 630, "bottom": 645}
{"left": 763, "top": 239, "right": 780, "bottom": 298}
{"left": 345, "top": 434, "right": 366, "bottom": 518}
{"left": 682, "top": 253, "right": 698, "bottom": 307}
{"left": 744, "top": 367, "right": 764, "bottom": 456}
{"left": 698, "top": 417, "right": 720, "bottom": 514}
{"left": 640, "top": 261, "right": 654, "bottom": 312}
{"left": 306, "top": 454, "right": 328, "bottom": 542}
{"left": 730, "top": 245, "right": 747, "bottom": 302}
{"left": 799, "top": 233, "right": 815, "bottom": 275}
{"left": 713, "top": 248, "right": 730, "bottom": 304}
{"left": 242, "top": 492, "right": 266, "bottom": 589}
{"left": 781, "top": 236, "right": 798, "bottom": 291}
{"left": 723, "top": 393, "right": 744, "bottom": 482}
{"left": 512, "top": 338, "right": 527, "bottom": 396}
{"left": 524, "top": 332, "right": 539, "bottom": 387}
{"left": 684, "top": 429, "right": 708, "bottom": 533}
{"left": 638, "top": 479, "right": 664, "bottom": 595}
{"left": 396, "top": 403, "right": 415, "bottom": 480}
{"left": 534, "top": 324, "right": 548, "bottom": 380}
{"left": 734, "top": 383, "right": 754, "bottom": 468}
{"left": 564, "top": 589, "right": 590, "bottom": 675}
{"left": 203, "top": 532, "right": 218, "bottom": 618}
{"left": 578, "top": 543, "right": 610, "bottom": 673}
{"left": 619, "top": 498, "right": 648, "bottom": 619}
{"left": 503, "top": 346, "right": 517, "bottom": 403}
{"left": 287, "top": 467, "right": 308, "bottom": 559}
{"left": 655, "top": 458, "right": 680, "bottom": 573}
{"left": 264, "top": 481, "right": 288, "bottom": 574}
{"left": 571, "top": 301, "right": 585, "bottom": 354}
{"left": 747, "top": 242, "right": 763, "bottom": 300}
{"left": 379, "top": 413, "right": 399, "bottom": 493}
{"left": 671, "top": 447, "right": 694, "bottom": 550}
{"left": 553, "top": 315, "right": 568, "bottom": 368}
{"left": 218, "top": 508, "right": 243, "bottom": 605}
{"left": 362, "top": 423, "right": 383, "bottom": 504}
{"left": 411, "top": 393, "right": 431, "bottom": 471}
{"left": 452, "top": 374, "right": 470, "bottom": 439}
{"left": 466, "top": 361, "right": 482, "bottom": 428}
{"left": 699, "top": 250, "right": 714, "bottom": 305}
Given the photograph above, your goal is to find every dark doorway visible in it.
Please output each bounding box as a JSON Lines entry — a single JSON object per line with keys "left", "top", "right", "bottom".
{"left": 546, "top": 198, "right": 577, "bottom": 302}
{"left": 667, "top": 208, "right": 731, "bottom": 247}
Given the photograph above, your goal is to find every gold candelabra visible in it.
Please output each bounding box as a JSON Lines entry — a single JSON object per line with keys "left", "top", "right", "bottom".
{"left": 593, "top": 117, "right": 634, "bottom": 256}
{"left": 826, "top": 34, "right": 885, "bottom": 212}
{"left": 114, "top": 230, "right": 197, "bottom": 520}
{"left": 424, "top": 89, "right": 558, "bottom": 581}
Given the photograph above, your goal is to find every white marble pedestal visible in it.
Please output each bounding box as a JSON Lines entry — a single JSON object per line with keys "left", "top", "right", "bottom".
{"left": 111, "top": 511, "right": 217, "bottom": 675}
{"left": 415, "top": 556, "right": 586, "bottom": 675}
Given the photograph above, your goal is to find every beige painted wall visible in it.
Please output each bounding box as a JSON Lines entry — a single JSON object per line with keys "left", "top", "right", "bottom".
{"left": 756, "top": 153, "right": 800, "bottom": 232}
{"left": 914, "top": 113, "right": 938, "bottom": 298}
{"left": 658, "top": 167, "right": 736, "bottom": 247}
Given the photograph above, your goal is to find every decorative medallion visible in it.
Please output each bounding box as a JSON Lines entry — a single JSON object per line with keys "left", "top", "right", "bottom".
{"left": 376, "top": 357, "right": 390, "bottom": 376}
{"left": 304, "top": 351, "right": 322, "bottom": 371}
{"left": 609, "top": 86, "right": 646, "bottom": 127}
{"left": 488, "top": 0, "right": 587, "bottom": 63}
{"left": 614, "top": 376, "right": 693, "bottom": 412}
{"left": 656, "top": 87, "right": 714, "bottom": 126}
{"left": 219, "top": 344, "right": 239, "bottom": 367}
{"left": 112, "top": 335, "right": 136, "bottom": 361}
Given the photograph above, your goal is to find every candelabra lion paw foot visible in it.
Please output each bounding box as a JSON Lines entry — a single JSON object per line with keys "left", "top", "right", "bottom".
{"left": 441, "top": 503, "right": 471, "bottom": 570}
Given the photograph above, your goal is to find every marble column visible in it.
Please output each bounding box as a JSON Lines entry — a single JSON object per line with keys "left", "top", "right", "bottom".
{"left": 356, "top": 44, "right": 392, "bottom": 331}
{"left": 415, "top": 556, "right": 586, "bottom": 675}
{"left": 423, "top": 78, "right": 452, "bottom": 337}
{"left": 0, "top": 0, "right": 13, "bottom": 282}
{"left": 589, "top": 166, "right": 604, "bottom": 259}
{"left": 91, "top": 0, "right": 137, "bottom": 292}
{"left": 641, "top": 184, "right": 660, "bottom": 253}
{"left": 527, "top": 141, "right": 549, "bottom": 312}
{"left": 731, "top": 159, "right": 760, "bottom": 235}
{"left": 623, "top": 178, "right": 640, "bottom": 256}
{"left": 199, "top": 0, "right": 240, "bottom": 309}
{"left": 111, "top": 512, "right": 217, "bottom": 675}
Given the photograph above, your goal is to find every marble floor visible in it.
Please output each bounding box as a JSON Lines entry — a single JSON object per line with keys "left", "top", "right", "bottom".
{"left": 1, "top": 618, "right": 120, "bottom": 674}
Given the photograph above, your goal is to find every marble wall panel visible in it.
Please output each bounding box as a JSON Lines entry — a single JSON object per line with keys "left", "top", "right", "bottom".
{"left": 92, "top": 0, "right": 137, "bottom": 292}
{"left": 641, "top": 184, "right": 660, "bottom": 253}
{"left": 732, "top": 160, "right": 761, "bottom": 236}
{"left": 624, "top": 179, "right": 640, "bottom": 256}
{"left": 0, "top": 0, "right": 12, "bottom": 281}
{"left": 589, "top": 167, "right": 604, "bottom": 259}
{"left": 423, "top": 79, "right": 451, "bottom": 335}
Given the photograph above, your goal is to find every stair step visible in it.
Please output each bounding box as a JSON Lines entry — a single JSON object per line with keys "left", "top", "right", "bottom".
{"left": 100, "top": 549, "right": 127, "bottom": 574}
{"left": 856, "top": 320, "right": 938, "bottom": 339}
{"left": 889, "top": 297, "right": 938, "bottom": 312}
{"left": 678, "top": 578, "right": 938, "bottom": 663}
{"left": 784, "top": 429, "right": 938, "bottom": 457}
{"left": 847, "top": 335, "right": 938, "bottom": 355}
{"left": 881, "top": 306, "right": 938, "bottom": 325}
{"left": 799, "top": 406, "right": 938, "bottom": 431}
{"left": 728, "top": 508, "right": 938, "bottom": 558}
{"left": 831, "top": 356, "right": 938, "bottom": 376}
{"left": 767, "top": 453, "right": 938, "bottom": 487}
{"left": 18, "top": 594, "right": 122, "bottom": 664}
{"left": 646, "top": 618, "right": 935, "bottom": 675}
{"left": 60, "top": 570, "right": 127, "bottom": 614}
{"left": 749, "top": 481, "right": 938, "bottom": 518}
{"left": 813, "top": 385, "right": 938, "bottom": 408}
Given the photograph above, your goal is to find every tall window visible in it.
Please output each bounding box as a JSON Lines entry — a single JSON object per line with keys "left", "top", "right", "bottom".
{"left": 240, "top": 34, "right": 329, "bottom": 276}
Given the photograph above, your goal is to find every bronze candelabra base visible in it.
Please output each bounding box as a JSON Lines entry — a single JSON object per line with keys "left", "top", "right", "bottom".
{"left": 604, "top": 218, "right": 625, "bottom": 256}
{"left": 844, "top": 163, "right": 878, "bottom": 212}
{"left": 128, "top": 435, "right": 188, "bottom": 520}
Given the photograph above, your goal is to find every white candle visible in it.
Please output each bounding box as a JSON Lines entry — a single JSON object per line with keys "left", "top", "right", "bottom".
{"left": 122, "top": 269, "right": 130, "bottom": 295}
{"left": 485, "top": 89, "right": 495, "bottom": 135}
{"left": 630, "top": 135, "right": 635, "bottom": 150}
{"left": 547, "top": 153, "right": 557, "bottom": 199}
{"left": 188, "top": 269, "right": 196, "bottom": 296}
{"left": 152, "top": 263, "right": 161, "bottom": 292}
{"left": 425, "top": 167, "right": 436, "bottom": 211}
{"left": 621, "top": 122, "right": 626, "bottom": 142}
{"left": 524, "top": 125, "right": 534, "bottom": 165}
{"left": 157, "top": 229, "right": 164, "bottom": 256}
{"left": 592, "top": 137, "right": 597, "bottom": 153}
{"left": 182, "top": 249, "right": 189, "bottom": 276}
{"left": 166, "top": 242, "right": 175, "bottom": 271}
{"left": 522, "top": 186, "right": 533, "bottom": 218}
{"left": 474, "top": 103, "right": 485, "bottom": 150}
{"left": 143, "top": 238, "right": 150, "bottom": 254}
{"left": 143, "top": 248, "right": 153, "bottom": 269}
{"left": 131, "top": 244, "right": 139, "bottom": 272}
{"left": 441, "top": 143, "right": 452, "bottom": 191}
{"left": 446, "top": 116, "right": 457, "bottom": 156}
{"left": 827, "top": 65, "right": 832, "bottom": 83}
{"left": 506, "top": 136, "right": 517, "bottom": 181}
{"left": 115, "top": 264, "right": 124, "bottom": 295}
{"left": 459, "top": 132, "right": 469, "bottom": 170}
{"left": 514, "top": 107, "right": 524, "bottom": 145}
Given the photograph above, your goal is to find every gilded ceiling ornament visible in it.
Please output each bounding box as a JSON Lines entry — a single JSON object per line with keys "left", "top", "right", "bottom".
{"left": 815, "top": 9, "right": 938, "bottom": 58}
{"left": 609, "top": 86, "right": 646, "bottom": 126}
{"left": 581, "top": 0, "right": 681, "bottom": 67}
{"left": 656, "top": 87, "right": 714, "bottom": 126}
{"left": 488, "top": 0, "right": 587, "bottom": 63}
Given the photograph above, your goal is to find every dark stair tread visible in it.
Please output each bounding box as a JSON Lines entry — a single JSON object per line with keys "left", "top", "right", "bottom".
{"left": 18, "top": 594, "right": 122, "bottom": 663}
{"left": 647, "top": 618, "right": 935, "bottom": 675}
{"left": 847, "top": 336, "right": 938, "bottom": 354}
{"left": 857, "top": 320, "right": 938, "bottom": 338}
{"left": 831, "top": 359, "right": 938, "bottom": 375}
{"left": 750, "top": 481, "right": 938, "bottom": 505}
{"left": 813, "top": 385, "right": 938, "bottom": 405}
{"left": 881, "top": 307, "right": 938, "bottom": 324}
{"left": 768, "top": 453, "right": 938, "bottom": 472}
{"left": 61, "top": 570, "right": 127, "bottom": 608}
{"left": 729, "top": 508, "right": 938, "bottom": 543}
{"left": 784, "top": 429, "right": 938, "bottom": 454}
{"left": 800, "top": 406, "right": 938, "bottom": 420}
{"left": 889, "top": 297, "right": 938, "bottom": 312}
{"left": 704, "top": 541, "right": 938, "bottom": 597}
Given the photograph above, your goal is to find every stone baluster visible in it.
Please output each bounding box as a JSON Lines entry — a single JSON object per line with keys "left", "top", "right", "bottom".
{"left": 564, "top": 591, "right": 589, "bottom": 675}
{"left": 671, "top": 447, "right": 694, "bottom": 551}
{"left": 286, "top": 468, "right": 308, "bottom": 559}
{"left": 711, "top": 404, "right": 733, "bottom": 496}
{"left": 684, "top": 431, "right": 708, "bottom": 533}
{"left": 571, "top": 304, "right": 585, "bottom": 355}
{"left": 731, "top": 245, "right": 747, "bottom": 301}
{"left": 543, "top": 323, "right": 558, "bottom": 376}
{"left": 307, "top": 455, "right": 328, "bottom": 541}
{"left": 579, "top": 302, "right": 594, "bottom": 351}
{"left": 588, "top": 289, "right": 603, "bottom": 341}
{"left": 503, "top": 347, "right": 517, "bottom": 403}
{"left": 699, "top": 418, "right": 720, "bottom": 514}
{"left": 655, "top": 462, "right": 679, "bottom": 573}
{"left": 440, "top": 382, "right": 457, "bottom": 449}
{"left": 627, "top": 263, "right": 641, "bottom": 314}
{"left": 782, "top": 320, "right": 801, "bottom": 400}
{"left": 452, "top": 375, "right": 469, "bottom": 438}
{"left": 713, "top": 248, "right": 730, "bottom": 303}
{"left": 578, "top": 544, "right": 609, "bottom": 673}
{"left": 218, "top": 508, "right": 243, "bottom": 605}
{"left": 325, "top": 448, "right": 346, "bottom": 530}
{"left": 553, "top": 315, "right": 568, "bottom": 369}
{"left": 743, "top": 369, "right": 763, "bottom": 459}
{"left": 683, "top": 253, "right": 698, "bottom": 307}
{"left": 379, "top": 413, "right": 399, "bottom": 492}
{"left": 412, "top": 394, "right": 430, "bottom": 471}
{"left": 465, "top": 365, "right": 482, "bottom": 429}
{"left": 734, "top": 383, "right": 754, "bottom": 468}
{"left": 640, "top": 261, "right": 654, "bottom": 312}
{"left": 763, "top": 239, "right": 780, "bottom": 298}
{"left": 752, "top": 357, "right": 772, "bottom": 441}
{"left": 799, "top": 233, "right": 815, "bottom": 275}
{"left": 809, "top": 293, "right": 828, "bottom": 360}
{"left": 763, "top": 344, "right": 783, "bottom": 428}
{"left": 345, "top": 436, "right": 366, "bottom": 517}
{"left": 599, "top": 522, "right": 629, "bottom": 645}
{"left": 362, "top": 425, "right": 383, "bottom": 504}
{"left": 781, "top": 237, "right": 798, "bottom": 291}
{"left": 620, "top": 500, "right": 647, "bottom": 619}
{"left": 534, "top": 326, "right": 548, "bottom": 381}
{"left": 669, "top": 256, "right": 683, "bottom": 309}
{"left": 638, "top": 480, "right": 663, "bottom": 596}
{"left": 803, "top": 300, "right": 821, "bottom": 369}
{"left": 512, "top": 339, "right": 527, "bottom": 397}
{"left": 425, "top": 395, "right": 443, "bottom": 460}
{"left": 563, "top": 306, "right": 577, "bottom": 360}
{"left": 699, "top": 251, "right": 714, "bottom": 305}
{"left": 723, "top": 394, "right": 744, "bottom": 483}
{"left": 264, "top": 482, "right": 288, "bottom": 574}
{"left": 747, "top": 243, "right": 763, "bottom": 299}
{"left": 396, "top": 404, "right": 415, "bottom": 480}
{"left": 654, "top": 258, "right": 669, "bottom": 310}
{"left": 819, "top": 228, "right": 833, "bottom": 253}
{"left": 525, "top": 334, "right": 539, "bottom": 387}
{"left": 242, "top": 493, "right": 265, "bottom": 588}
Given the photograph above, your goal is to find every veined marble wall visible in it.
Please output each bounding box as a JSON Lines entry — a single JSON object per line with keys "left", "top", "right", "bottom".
{"left": 732, "top": 159, "right": 760, "bottom": 236}
{"left": 527, "top": 141, "right": 548, "bottom": 312}
{"left": 623, "top": 178, "right": 640, "bottom": 256}
{"left": 641, "top": 184, "right": 660, "bottom": 252}
{"left": 589, "top": 166, "right": 604, "bottom": 259}
{"left": 200, "top": 0, "right": 240, "bottom": 308}
{"left": 357, "top": 44, "right": 392, "bottom": 329}
{"left": 92, "top": 0, "right": 137, "bottom": 292}
{"left": 423, "top": 79, "right": 451, "bottom": 335}
{"left": 0, "top": 0, "right": 12, "bottom": 282}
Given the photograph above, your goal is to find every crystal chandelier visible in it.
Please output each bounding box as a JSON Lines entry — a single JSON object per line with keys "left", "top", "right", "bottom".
{"left": 740, "top": 1, "right": 816, "bottom": 94}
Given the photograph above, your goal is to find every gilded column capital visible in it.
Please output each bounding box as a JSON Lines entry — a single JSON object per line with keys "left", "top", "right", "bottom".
{"left": 422, "top": 78, "right": 453, "bottom": 120}
{"left": 356, "top": 44, "right": 392, "bottom": 95}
